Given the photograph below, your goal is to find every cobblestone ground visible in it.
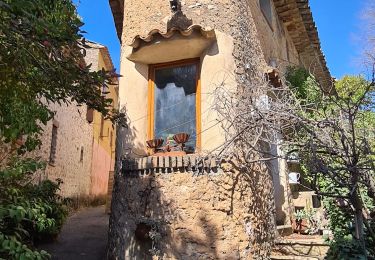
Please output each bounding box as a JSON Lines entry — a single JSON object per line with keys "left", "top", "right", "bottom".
{"left": 40, "top": 206, "right": 109, "bottom": 260}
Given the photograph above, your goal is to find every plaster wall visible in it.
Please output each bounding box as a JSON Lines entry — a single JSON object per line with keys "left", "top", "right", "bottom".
{"left": 90, "top": 142, "right": 112, "bottom": 196}
{"left": 90, "top": 48, "right": 117, "bottom": 195}
{"left": 119, "top": 31, "right": 236, "bottom": 156}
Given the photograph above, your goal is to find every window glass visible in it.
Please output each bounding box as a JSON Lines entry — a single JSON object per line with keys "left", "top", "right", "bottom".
{"left": 260, "top": 0, "right": 273, "bottom": 28}
{"left": 154, "top": 64, "right": 197, "bottom": 153}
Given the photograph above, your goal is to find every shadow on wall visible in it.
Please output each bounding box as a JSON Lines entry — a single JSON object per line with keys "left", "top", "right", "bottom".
{"left": 210, "top": 161, "right": 277, "bottom": 257}
{"left": 107, "top": 158, "right": 276, "bottom": 259}
{"left": 107, "top": 172, "right": 223, "bottom": 259}
{"left": 107, "top": 102, "right": 276, "bottom": 259}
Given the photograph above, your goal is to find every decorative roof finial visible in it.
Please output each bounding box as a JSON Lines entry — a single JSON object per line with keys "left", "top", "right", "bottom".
{"left": 169, "top": 0, "right": 181, "bottom": 13}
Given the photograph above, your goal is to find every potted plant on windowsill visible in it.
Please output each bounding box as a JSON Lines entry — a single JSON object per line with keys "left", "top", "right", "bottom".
{"left": 173, "top": 132, "right": 190, "bottom": 151}
{"left": 146, "top": 138, "right": 164, "bottom": 154}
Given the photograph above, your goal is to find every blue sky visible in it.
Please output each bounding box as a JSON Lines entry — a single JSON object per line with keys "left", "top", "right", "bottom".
{"left": 75, "top": 1, "right": 369, "bottom": 79}
{"left": 74, "top": 0, "right": 121, "bottom": 71}
{"left": 310, "top": 0, "right": 368, "bottom": 79}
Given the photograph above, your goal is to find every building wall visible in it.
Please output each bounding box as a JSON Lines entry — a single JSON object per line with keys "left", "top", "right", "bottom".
{"left": 108, "top": 0, "right": 334, "bottom": 256}
{"left": 32, "top": 44, "right": 118, "bottom": 199}
{"left": 33, "top": 103, "right": 94, "bottom": 197}
{"left": 248, "top": 0, "right": 300, "bottom": 71}
{"left": 90, "top": 48, "right": 118, "bottom": 196}
{"left": 119, "top": 30, "right": 237, "bottom": 156}
{"left": 109, "top": 1, "right": 283, "bottom": 259}
{"left": 110, "top": 162, "right": 275, "bottom": 259}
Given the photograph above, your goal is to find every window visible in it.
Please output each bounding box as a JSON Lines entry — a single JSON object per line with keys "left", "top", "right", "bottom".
{"left": 100, "top": 114, "right": 105, "bottom": 138}
{"left": 260, "top": 0, "right": 273, "bottom": 29}
{"left": 148, "top": 59, "right": 201, "bottom": 153}
{"left": 49, "top": 124, "right": 58, "bottom": 165}
{"left": 80, "top": 147, "right": 84, "bottom": 162}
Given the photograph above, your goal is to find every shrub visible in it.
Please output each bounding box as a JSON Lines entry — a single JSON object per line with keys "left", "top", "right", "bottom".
{"left": 0, "top": 157, "right": 68, "bottom": 259}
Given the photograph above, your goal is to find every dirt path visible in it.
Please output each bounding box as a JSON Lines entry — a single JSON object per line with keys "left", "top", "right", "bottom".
{"left": 40, "top": 206, "right": 109, "bottom": 260}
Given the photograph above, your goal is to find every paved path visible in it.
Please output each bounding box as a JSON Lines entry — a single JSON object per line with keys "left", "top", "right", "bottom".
{"left": 40, "top": 206, "right": 109, "bottom": 260}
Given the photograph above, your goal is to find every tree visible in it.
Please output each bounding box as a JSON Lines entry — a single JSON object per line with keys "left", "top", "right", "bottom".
{"left": 211, "top": 66, "right": 375, "bottom": 256}
{"left": 0, "top": 0, "right": 121, "bottom": 258}
{"left": 0, "top": 0, "right": 120, "bottom": 154}
{"left": 284, "top": 71, "right": 375, "bottom": 255}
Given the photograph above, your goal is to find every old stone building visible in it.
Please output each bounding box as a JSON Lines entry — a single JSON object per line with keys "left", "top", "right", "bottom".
{"left": 107, "top": 0, "right": 330, "bottom": 259}
{"left": 34, "top": 41, "right": 118, "bottom": 199}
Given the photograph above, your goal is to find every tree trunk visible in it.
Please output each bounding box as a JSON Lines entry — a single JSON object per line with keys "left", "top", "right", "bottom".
{"left": 351, "top": 190, "right": 366, "bottom": 254}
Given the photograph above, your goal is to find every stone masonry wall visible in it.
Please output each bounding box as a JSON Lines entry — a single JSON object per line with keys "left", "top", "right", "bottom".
{"left": 31, "top": 102, "right": 94, "bottom": 197}
{"left": 31, "top": 48, "right": 100, "bottom": 197}
{"left": 109, "top": 159, "right": 275, "bottom": 259}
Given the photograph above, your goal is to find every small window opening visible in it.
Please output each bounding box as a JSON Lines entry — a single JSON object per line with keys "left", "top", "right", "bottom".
{"left": 49, "top": 124, "right": 58, "bottom": 165}
{"left": 80, "top": 147, "right": 84, "bottom": 162}
{"left": 100, "top": 114, "right": 105, "bottom": 138}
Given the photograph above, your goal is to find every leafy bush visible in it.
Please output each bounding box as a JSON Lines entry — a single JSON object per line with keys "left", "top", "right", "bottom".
{"left": 0, "top": 157, "right": 68, "bottom": 259}
{"left": 326, "top": 236, "right": 368, "bottom": 260}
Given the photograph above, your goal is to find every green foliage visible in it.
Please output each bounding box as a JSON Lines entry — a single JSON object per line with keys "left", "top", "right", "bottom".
{"left": 0, "top": 0, "right": 122, "bottom": 258}
{"left": 285, "top": 66, "right": 322, "bottom": 105}
{"left": 0, "top": 0, "right": 120, "bottom": 151}
{"left": 323, "top": 198, "right": 353, "bottom": 238}
{"left": 326, "top": 237, "right": 368, "bottom": 260}
{"left": 335, "top": 76, "right": 375, "bottom": 108}
{"left": 286, "top": 67, "right": 375, "bottom": 258}
{"left": 0, "top": 158, "right": 68, "bottom": 259}
{"left": 293, "top": 207, "right": 321, "bottom": 235}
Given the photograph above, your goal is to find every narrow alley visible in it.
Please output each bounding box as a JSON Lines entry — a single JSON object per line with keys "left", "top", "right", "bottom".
{"left": 40, "top": 206, "right": 109, "bottom": 260}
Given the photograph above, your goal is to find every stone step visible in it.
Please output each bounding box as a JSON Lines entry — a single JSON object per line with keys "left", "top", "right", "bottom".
{"left": 272, "top": 237, "right": 328, "bottom": 260}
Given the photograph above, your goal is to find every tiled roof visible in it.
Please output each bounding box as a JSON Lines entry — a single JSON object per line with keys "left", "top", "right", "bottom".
{"left": 108, "top": 0, "right": 332, "bottom": 89}
{"left": 129, "top": 25, "right": 216, "bottom": 49}
{"left": 85, "top": 40, "right": 116, "bottom": 72}
{"left": 273, "top": 0, "right": 332, "bottom": 90}
{"left": 109, "top": 0, "right": 124, "bottom": 40}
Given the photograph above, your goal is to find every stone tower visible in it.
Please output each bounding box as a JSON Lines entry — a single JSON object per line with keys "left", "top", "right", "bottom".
{"left": 107, "top": 0, "right": 330, "bottom": 258}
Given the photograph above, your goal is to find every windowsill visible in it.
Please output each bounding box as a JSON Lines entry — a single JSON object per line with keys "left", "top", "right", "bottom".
{"left": 122, "top": 153, "right": 219, "bottom": 174}
{"left": 150, "top": 151, "right": 193, "bottom": 157}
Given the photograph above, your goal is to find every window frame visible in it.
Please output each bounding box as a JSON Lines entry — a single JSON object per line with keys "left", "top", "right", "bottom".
{"left": 147, "top": 58, "right": 202, "bottom": 152}
{"left": 49, "top": 123, "right": 58, "bottom": 165}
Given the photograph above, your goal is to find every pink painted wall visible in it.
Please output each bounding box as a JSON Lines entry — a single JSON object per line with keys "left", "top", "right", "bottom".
{"left": 90, "top": 141, "right": 114, "bottom": 196}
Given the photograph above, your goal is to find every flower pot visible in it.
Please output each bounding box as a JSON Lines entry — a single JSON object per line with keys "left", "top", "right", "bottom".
{"left": 173, "top": 133, "right": 190, "bottom": 151}
{"left": 292, "top": 218, "right": 308, "bottom": 234}
{"left": 146, "top": 138, "right": 164, "bottom": 153}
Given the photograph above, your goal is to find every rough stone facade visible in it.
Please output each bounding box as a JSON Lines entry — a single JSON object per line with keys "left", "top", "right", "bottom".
{"left": 32, "top": 42, "right": 118, "bottom": 198}
{"left": 110, "top": 160, "right": 275, "bottom": 259}
{"left": 31, "top": 102, "right": 94, "bottom": 197}
{"left": 108, "top": 0, "right": 330, "bottom": 259}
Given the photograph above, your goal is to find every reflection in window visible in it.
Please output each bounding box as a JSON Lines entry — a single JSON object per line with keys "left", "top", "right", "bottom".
{"left": 260, "top": 0, "right": 273, "bottom": 28}
{"left": 154, "top": 63, "right": 197, "bottom": 153}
